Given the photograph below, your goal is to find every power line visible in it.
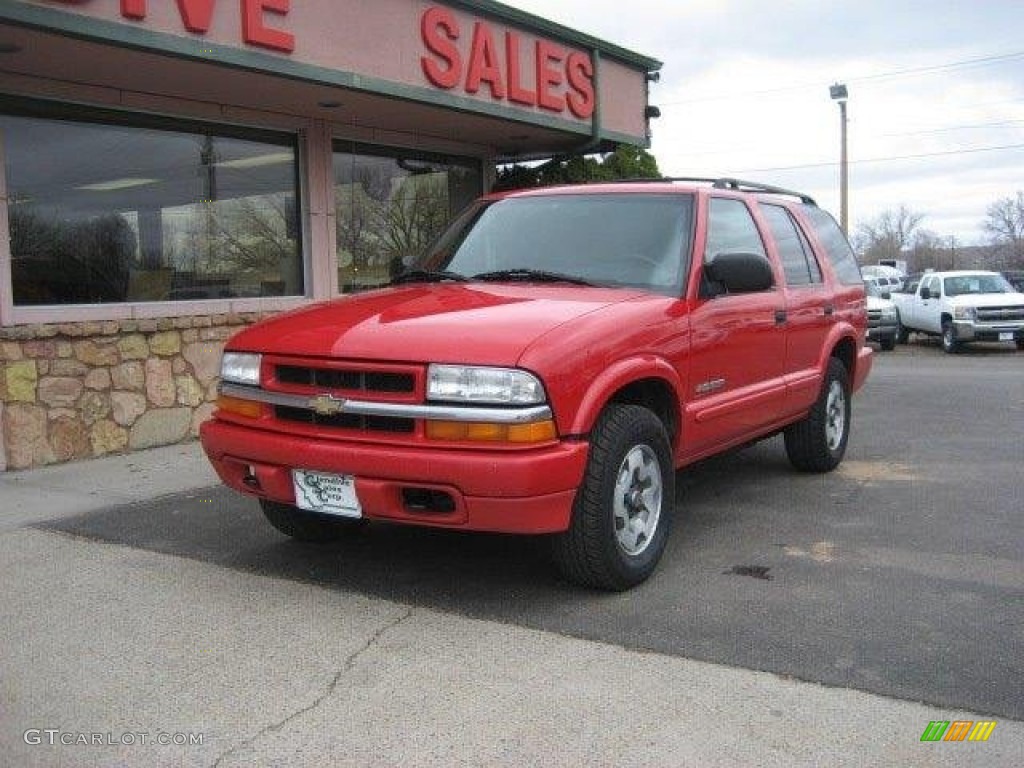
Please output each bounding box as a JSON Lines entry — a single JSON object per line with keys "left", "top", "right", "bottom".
{"left": 667, "top": 118, "right": 1024, "bottom": 159}
{"left": 739, "top": 142, "right": 1024, "bottom": 173}
{"left": 659, "top": 50, "right": 1024, "bottom": 106}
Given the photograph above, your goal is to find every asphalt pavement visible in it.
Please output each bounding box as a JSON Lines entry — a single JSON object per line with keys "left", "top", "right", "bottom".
{"left": 1, "top": 341, "right": 1022, "bottom": 766}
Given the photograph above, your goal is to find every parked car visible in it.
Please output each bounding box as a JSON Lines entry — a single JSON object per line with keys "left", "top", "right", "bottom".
{"left": 890, "top": 270, "right": 1024, "bottom": 352}
{"left": 864, "top": 280, "right": 898, "bottom": 350}
{"left": 201, "top": 178, "right": 872, "bottom": 590}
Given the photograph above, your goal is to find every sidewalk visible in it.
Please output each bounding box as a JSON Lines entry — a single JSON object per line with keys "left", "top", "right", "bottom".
{"left": 1, "top": 444, "right": 1022, "bottom": 766}
{"left": 0, "top": 441, "right": 217, "bottom": 531}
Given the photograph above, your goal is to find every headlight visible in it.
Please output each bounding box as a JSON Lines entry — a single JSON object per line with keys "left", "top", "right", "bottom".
{"left": 953, "top": 306, "right": 976, "bottom": 321}
{"left": 427, "top": 365, "right": 545, "bottom": 404}
{"left": 220, "top": 352, "right": 262, "bottom": 386}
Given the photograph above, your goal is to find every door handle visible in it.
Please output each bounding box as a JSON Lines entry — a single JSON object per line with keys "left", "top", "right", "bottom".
{"left": 774, "top": 309, "right": 787, "bottom": 324}
{"left": 823, "top": 304, "right": 835, "bottom": 317}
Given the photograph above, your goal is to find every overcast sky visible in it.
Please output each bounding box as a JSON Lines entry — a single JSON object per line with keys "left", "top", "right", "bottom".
{"left": 503, "top": 0, "right": 1024, "bottom": 246}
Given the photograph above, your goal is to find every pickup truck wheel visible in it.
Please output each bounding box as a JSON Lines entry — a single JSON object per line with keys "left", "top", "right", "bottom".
{"left": 1016, "top": 339, "right": 1024, "bottom": 351}
{"left": 941, "top": 321, "right": 960, "bottom": 354}
{"left": 784, "top": 358, "right": 850, "bottom": 473}
{"left": 896, "top": 317, "right": 910, "bottom": 344}
{"left": 259, "top": 499, "right": 366, "bottom": 542}
{"left": 880, "top": 336, "right": 896, "bottom": 351}
{"left": 552, "top": 404, "right": 674, "bottom": 591}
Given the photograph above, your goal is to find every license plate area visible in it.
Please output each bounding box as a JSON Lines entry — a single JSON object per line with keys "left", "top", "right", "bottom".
{"left": 292, "top": 469, "right": 362, "bottom": 518}
{"left": 999, "top": 332, "right": 1014, "bottom": 341}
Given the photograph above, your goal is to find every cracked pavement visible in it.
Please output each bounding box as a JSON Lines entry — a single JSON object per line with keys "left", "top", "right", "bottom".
{"left": 1, "top": 347, "right": 1023, "bottom": 766}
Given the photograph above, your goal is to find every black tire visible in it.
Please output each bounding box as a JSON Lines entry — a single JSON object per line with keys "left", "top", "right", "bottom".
{"left": 551, "top": 404, "right": 674, "bottom": 591}
{"left": 940, "top": 320, "right": 960, "bottom": 354}
{"left": 896, "top": 313, "right": 910, "bottom": 344}
{"left": 1016, "top": 339, "right": 1024, "bottom": 351}
{"left": 259, "top": 498, "right": 366, "bottom": 542}
{"left": 784, "top": 358, "right": 851, "bottom": 473}
{"left": 880, "top": 336, "right": 896, "bottom": 351}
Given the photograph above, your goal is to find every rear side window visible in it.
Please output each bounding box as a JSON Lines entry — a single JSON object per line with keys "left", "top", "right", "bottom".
{"left": 802, "top": 206, "right": 862, "bottom": 285}
{"left": 761, "top": 204, "right": 822, "bottom": 286}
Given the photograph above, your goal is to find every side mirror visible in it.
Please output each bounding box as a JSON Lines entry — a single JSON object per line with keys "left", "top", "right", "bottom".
{"left": 704, "top": 252, "right": 774, "bottom": 295}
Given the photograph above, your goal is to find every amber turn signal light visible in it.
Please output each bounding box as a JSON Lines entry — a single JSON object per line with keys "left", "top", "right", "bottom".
{"left": 216, "top": 394, "right": 263, "bottom": 419}
{"left": 426, "top": 419, "right": 557, "bottom": 444}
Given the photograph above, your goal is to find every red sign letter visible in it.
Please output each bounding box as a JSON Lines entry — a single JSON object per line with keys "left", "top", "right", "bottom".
{"left": 175, "top": 0, "right": 215, "bottom": 33}
{"left": 465, "top": 22, "right": 505, "bottom": 100}
{"left": 565, "top": 52, "right": 595, "bottom": 119}
{"left": 241, "top": 0, "right": 295, "bottom": 53}
{"left": 505, "top": 32, "right": 536, "bottom": 106}
{"left": 420, "top": 7, "right": 462, "bottom": 90}
{"left": 535, "top": 40, "right": 565, "bottom": 113}
{"left": 121, "top": 0, "right": 146, "bottom": 19}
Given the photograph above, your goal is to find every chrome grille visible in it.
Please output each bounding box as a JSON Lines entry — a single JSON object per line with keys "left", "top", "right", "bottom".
{"left": 976, "top": 306, "right": 1024, "bottom": 323}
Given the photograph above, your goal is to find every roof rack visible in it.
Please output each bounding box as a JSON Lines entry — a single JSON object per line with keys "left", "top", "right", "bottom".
{"left": 598, "top": 176, "right": 817, "bottom": 205}
{"left": 709, "top": 178, "right": 817, "bottom": 205}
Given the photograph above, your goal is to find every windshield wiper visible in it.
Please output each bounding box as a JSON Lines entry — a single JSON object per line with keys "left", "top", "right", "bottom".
{"left": 389, "top": 269, "right": 468, "bottom": 285}
{"left": 472, "top": 268, "right": 596, "bottom": 287}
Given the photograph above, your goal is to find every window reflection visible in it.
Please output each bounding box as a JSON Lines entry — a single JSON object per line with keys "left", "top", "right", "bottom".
{"left": 333, "top": 145, "right": 481, "bottom": 293}
{"left": 2, "top": 108, "right": 303, "bottom": 305}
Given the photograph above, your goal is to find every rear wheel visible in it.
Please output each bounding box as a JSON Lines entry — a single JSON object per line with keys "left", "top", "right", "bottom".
{"left": 784, "top": 358, "right": 851, "bottom": 473}
{"left": 941, "top": 321, "right": 960, "bottom": 354}
{"left": 551, "top": 404, "right": 674, "bottom": 591}
{"left": 259, "top": 498, "right": 366, "bottom": 542}
{"left": 880, "top": 336, "right": 896, "bottom": 351}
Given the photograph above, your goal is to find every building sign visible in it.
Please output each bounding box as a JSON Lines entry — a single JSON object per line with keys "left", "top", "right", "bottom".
{"left": 48, "top": 0, "right": 295, "bottom": 51}
{"left": 420, "top": 6, "right": 595, "bottom": 119}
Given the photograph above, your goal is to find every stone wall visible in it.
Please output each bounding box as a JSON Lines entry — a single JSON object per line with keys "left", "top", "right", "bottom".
{"left": 0, "top": 313, "right": 275, "bottom": 471}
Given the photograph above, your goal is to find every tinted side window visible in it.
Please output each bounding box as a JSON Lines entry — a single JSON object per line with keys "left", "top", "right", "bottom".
{"left": 761, "top": 204, "right": 822, "bottom": 286}
{"left": 802, "top": 205, "right": 862, "bottom": 285}
{"left": 704, "top": 198, "right": 766, "bottom": 260}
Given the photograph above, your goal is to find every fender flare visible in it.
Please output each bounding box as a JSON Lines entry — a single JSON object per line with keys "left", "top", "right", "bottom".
{"left": 568, "top": 356, "right": 684, "bottom": 441}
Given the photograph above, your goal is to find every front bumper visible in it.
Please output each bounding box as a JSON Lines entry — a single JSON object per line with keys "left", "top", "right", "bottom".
{"left": 952, "top": 321, "right": 1024, "bottom": 342}
{"left": 200, "top": 419, "right": 589, "bottom": 534}
{"left": 866, "top": 321, "right": 898, "bottom": 342}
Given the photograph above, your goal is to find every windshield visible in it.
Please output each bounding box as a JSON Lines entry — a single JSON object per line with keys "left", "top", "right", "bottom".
{"left": 411, "top": 193, "right": 694, "bottom": 297}
{"left": 943, "top": 274, "right": 1015, "bottom": 296}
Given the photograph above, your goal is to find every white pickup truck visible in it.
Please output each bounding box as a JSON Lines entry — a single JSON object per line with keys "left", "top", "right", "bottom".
{"left": 891, "top": 270, "right": 1024, "bottom": 353}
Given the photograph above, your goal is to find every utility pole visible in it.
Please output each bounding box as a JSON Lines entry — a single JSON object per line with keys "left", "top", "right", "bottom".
{"left": 830, "top": 83, "right": 849, "bottom": 235}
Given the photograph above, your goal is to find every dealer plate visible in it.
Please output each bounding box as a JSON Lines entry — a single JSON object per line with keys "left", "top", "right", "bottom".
{"left": 999, "top": 332, "right": 1014, "bottom": 341}
{"left": 292, "top": 469, "right": 362, "bottom": 518}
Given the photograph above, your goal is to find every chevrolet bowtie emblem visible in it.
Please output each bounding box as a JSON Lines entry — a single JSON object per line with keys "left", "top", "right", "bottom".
{"left": 309, "top": 394, "right": 347, "bottom": 416}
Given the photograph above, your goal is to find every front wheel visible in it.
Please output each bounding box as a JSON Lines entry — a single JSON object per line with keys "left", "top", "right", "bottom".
{"left": 1016, "top": 338, "right": 1024, "bottom": 351}
{"left": 880, "top": 336, "right": 896, "bottom": 351}
{"left": 551, "top": 404, "right": 674, "bottom": 591}
{"left": 941, "top": 321, "right": 960, "bottom": 354}
{"left": 259, "top": 498, "right": 366, "bottom": 542}
{"left": 784, "top": 358, "right": 851, "bottom": 473}
{"left": 896, "top": 314, "right": 910, "bottom": 344}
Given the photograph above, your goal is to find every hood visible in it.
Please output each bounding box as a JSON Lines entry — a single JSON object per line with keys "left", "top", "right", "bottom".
{"left": 228, "top": 283, "right": 647, "bottom": 365}
{"left": 948, "top": 293, "right": 1024, "bottom": 309}
{"left": 865, "top": 295, "right": 894, "bottom": 311}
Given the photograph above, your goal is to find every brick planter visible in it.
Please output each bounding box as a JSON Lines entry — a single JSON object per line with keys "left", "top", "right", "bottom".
{"left": 0, "top": 313, "right": 276, "bottom": 470}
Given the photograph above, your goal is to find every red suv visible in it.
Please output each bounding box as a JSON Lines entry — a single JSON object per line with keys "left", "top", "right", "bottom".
{"left": 201, "top": 178, "right": 872, "bottom": 590}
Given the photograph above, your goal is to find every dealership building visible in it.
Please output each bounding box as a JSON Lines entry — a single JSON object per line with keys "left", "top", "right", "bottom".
{"left": 0, "top": 0, "right": 659, "bottom": 469}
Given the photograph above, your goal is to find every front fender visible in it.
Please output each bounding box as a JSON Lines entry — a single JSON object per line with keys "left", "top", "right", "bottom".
{"left": 567, "top": 356, "right": 683, "bottom": 444}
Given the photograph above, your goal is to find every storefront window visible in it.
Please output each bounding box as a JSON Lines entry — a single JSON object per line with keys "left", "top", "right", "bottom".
{"left": 333, "top": 144, "right": 481, "bottom": 292}
{"left": 1, "top": 105, "right": 303, "bottom": 305}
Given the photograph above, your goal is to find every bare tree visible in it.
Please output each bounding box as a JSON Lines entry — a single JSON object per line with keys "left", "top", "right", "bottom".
{"left": 853, "top": 205, "right": 925, "bottom": 264}
{"left": 983, "top": 191, "right": 1024, "bottom": 265}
